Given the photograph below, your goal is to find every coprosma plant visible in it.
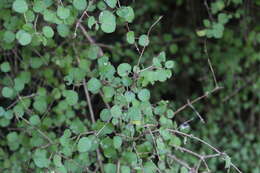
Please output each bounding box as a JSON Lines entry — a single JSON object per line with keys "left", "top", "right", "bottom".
{"left": 0, "top": 0, "right": 242, "bottom": 173}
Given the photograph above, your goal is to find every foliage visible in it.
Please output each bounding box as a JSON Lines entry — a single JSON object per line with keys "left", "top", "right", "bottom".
{"left": 0, "top": 0, "right": 258, "bottom": 173}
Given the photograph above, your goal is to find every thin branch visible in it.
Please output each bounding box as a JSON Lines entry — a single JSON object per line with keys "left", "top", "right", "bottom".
{"left": 174, "top": 86, "right": 223, "bottom": 115}
{"left": 204, "top": 40, "right": 219, "bottom": 87}
{"left": 167, "top": 154, "right": 192, "bottom": 170}
{"left": 137, "top": 16, "right": 163, "bottom": 66}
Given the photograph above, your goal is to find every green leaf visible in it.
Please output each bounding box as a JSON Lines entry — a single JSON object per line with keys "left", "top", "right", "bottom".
{"left": 88, "top": 16, "right": 96, "bottom": 29}
{"left": 77, "top": 137, "right": 92, "bottom": 152}
{"left": 87, "top": 45, "right": 100, "bottom": 60}
{"left": 128, "top": 107, "right": 141, "bottom": 121}
{"left": 3, "top": 31, "right": 15, "bottom": 43}
{"left": 73, "top": 0, "right": 87, "bottom": 11}
{"left": 13, "top": 105, "right": 24, "bottom": 117}
{"left": 12, "top": 0, "right": 28, "bottom": 13}
{"left": 165, "top": 60, "right": 175, "bottom": 69}
{"left": 117, "top": 63, "right": 131, "bottom": 77}
{"left": 14, "top": 77, "right": 25, "bottom": 91}
{"left": 53, "top": 154, "right": 63, "bottom": 167}
{"left": 33, "top": 98, "right": 47, "bottom": 113}
{"left": 87, "top": 78, "right": 102, "bottom": 94}
{"left": 126, "top": 31, "right": 135, "bottom": 44}
{"left": 57, "top": 24, "right": 70, "bottom": 37}
{"left": 138, "top": 34, "right": 149, "bottom": 47}
{"left": 33, "top": 0, "right": 46, "bottom": 13}
{"left": 16, "top": 30, "right": 32, "bottom": 46}
{"left": 111, "top": 105, "right": 122, "bottom": 118}
{"left": 104, "top": 163, "right": 116, "bottom": 173}
{"left": 99, "top": 10, "right": 116, "bottom": 33}
{"left": 2, "top": 87, "right": 14, "bottom": 98}
{"left": 116, "top": 6, "right": 135, "bottom": 23}
{"left": 225, "top": 155, "right": 231, "bottom": 169}
{"left": 122, "top": 152, "right": 137, "bottom": 165}
{"left": 29, "top": 115, "right": 41, "bottom": 125}
{"left": 33, "top": 149, "right": 50, "bottom": 168}
{"left": 121, "top": 166, "right": 130, "bottom": 173}
{"left": 124, "top": 91, "right": 135, "bottom": 102}
{"left": 0, "top": 107, "right": 5, "bottom": 117}
{"left": 100, "top": 108, "right": 111, "bottom": 121}
{"left": 57, "top": 6, "right": 70, "bottom": 19}
{"left": 144, "top": 161, "right": 157, "bottom": 173}
{"left": 63, "top": 90, "right": 78, "bottom": 106}
{"left": 113, "top": 136, "right": 122, "bottom": 149}
{"left": 103, "top": 86, "right": 115, "bottom": 98}
{"left": 104, "top": 0, "right": 117, "bottom": 8}
{"left": 42, "top": 26, "right": 54, "bottom": 38}
{"left": 180, "top": 167, "right": 188, "bottom": 173}
{"left": 138, "top": 89, "right": 150, "bottom": 101}
{"left": 0, "top": 62, "right": 11, "bottom": 72}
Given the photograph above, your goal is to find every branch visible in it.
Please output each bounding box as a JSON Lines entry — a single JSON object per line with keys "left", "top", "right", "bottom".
{"left": 174, "top": 86, "right": 223, "bottom": 115}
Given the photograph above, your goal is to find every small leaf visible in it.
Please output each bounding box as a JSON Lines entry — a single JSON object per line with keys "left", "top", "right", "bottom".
{"left": 12, "top": 0, "right": 28, "bottom": 13}
{"left": 2, "top": 87, "right": 14, "bottom": 98}
{"left": 104, "top": 0, "right": 117, "bottom": 8}
{"left": 87, "top": 78, "right": 102, "bottom": 94}
{"left": 165, "top": 60, "right": 175, "bottom": 69}
{"left": 88, "top": 16, "right": 96, "bottom": 29}
{"left": 138, "top": 34, "right": 149, "bottom": 47}
{"left": 104, "top": 163, "right": 116, "bottom": 173}
{"left": 16, "top": 30, "right": 32, "bottom": 46}
{"left": 77, "top": 137, "right": 92, "bottom": 152}
{"left": 42, "top": 26, "right": 54, "bottom": 38}
{"left": 63, "top": 90, "right": 78, "bottom": 106}
{"left": 138, "top": 89, "right": 150, "bottom": 102}
{"left": 111, "top": 105, "right": 122, "bottom": 118}
{"left": 100, "top": 109, "right": 111, "bottom": 121}
{"left": 3, "top": 31, "right": 15, "bottom": 43}
{"left": 99, "top": 10, "right": 116, "bottom": 33}
{"left": 87, "top": 45, "right": 100, "bottom": 60}
{"left": 29, "top": 115, "right": 41, "bottom": 125}
{"left": 225, "top": 155, "right": 231, "bottom": 169}
{"left": 113, "top": 136, "right": 122, "bottom": 149}
{"left": 53, "top": 154, "right": 63, "bottom": 167}
{"left": 126, "top": 31, "right": 135, "bottom": 44}
{"left": 73, "top": 0, "right": 87, "bottom": 11}
{"left": 0, "top": 62, "right": 11, "bottom": 72}
{"left": 57, "top": 6, "right": 70, "bottom": 19}
{"left": 116, "top": 6, "right": 135, "bottom": 23}
{"left": 121, "top": 166, "right": 130, "bottom": 173}
{"left": 117, "top": 63, "right": 131, "bottom": 77}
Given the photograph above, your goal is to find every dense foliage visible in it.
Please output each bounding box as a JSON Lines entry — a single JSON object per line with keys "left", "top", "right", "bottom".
{"left": 0, "top": 0, "right": 259, "bottom": 173}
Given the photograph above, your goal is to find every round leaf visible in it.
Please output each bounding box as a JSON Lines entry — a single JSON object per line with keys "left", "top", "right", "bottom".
{"left": 42, "top": 26, "right": 54, "bottom": 38}
{"left": 117, "top": 63, "right": 131, "bottom": 77}
{"left": 63, "top": 90, "right": 78, "bottom": 106}
{"left": 126, "top": 31, "right": 135, "bottom": 44}
{"left": 0, "top": 62, "right": 11, "bottom": 72}
{"left": 87, "top": 78, "right": 102, "bottom": 94}
{"left": 73, "top": 0, "right": 87, "bottom": 11}
{"left": 77, "top": 137, "right": 92, "bottom": 152}
{"left": 2, "top": 87, "right": 14, "bottom": 98}
{"left": 16, "top": 30, "right": 32, "bottom": 46}
{"left": 138, "top": 89, "right": 150, "bottom": 102}
{"left": 99, "top": 10, "right": 116, "bottom": 33}
{"left": 138, "top": 34, "right": 149, "bottom": 47}
{"left": 57, "top": 6, "right": 70, "bottom": 19}
{"left": 12, "top": 0, "right": 28, "bottom": 13}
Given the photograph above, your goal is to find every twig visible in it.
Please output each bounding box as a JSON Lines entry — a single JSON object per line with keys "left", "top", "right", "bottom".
{"left": 174, "top": 86, "right": 223, "bottom": 115}
{"left": 167, "top": 154, "right": 192, "bottom": 170}
{"left": 187, "top": 99, "right": 205, "bottom": 123}
{"left": 204, "top": 40, "right": 218, "bottom": 87}
{"left": 137, "top": 16, "right": 163, "bottom": 66}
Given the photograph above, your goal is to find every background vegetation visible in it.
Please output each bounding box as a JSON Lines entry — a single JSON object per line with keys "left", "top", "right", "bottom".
{"left": 0, "top": 0, "right": 259, "bottom": 172}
